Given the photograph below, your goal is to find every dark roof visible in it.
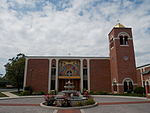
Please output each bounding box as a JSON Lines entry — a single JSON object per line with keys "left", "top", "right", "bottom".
{"left": 137, "top": 64, "right": 150, "bottom": 69}
{"left": 25, "top": 55, "right": 110, "bottom": 59}
{"left": 142, "top": 70, "right": 150, "bottom": 75}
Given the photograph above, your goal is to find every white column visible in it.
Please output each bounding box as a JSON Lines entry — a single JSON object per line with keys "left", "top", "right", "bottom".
{"left": 55, "top": 59, "right": 59, "bottom": 91}
{"left": 140, "top": 68, "right": 144, "bottom": 87}
{"left": 23, "top": 58, "right": 28, "bottom": 90}
{"left": 80, "top": 59, "right": 83, "bottom": 92}
{"left": 87, "top": 59, "right": 90, "bottom": 92}
{"left": 48, "top": 59, "right": 51, "bottom": 92}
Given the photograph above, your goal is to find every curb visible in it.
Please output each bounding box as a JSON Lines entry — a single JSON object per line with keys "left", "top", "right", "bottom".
{"left": 91, "top": 95, "right": 148, "bottom": 100}
{"left": 0, "top": 95, "right": 44, "bottom": 100}
{"left": 40, "top": 102, "right": 98, "bottom": 109}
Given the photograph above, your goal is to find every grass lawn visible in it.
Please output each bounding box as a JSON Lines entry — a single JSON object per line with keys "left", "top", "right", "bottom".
{"left": 11, "top": 91, "right": 23, "bottom": 96}
{"left": 0, "top": 92, "right": 8, "bottom": 97}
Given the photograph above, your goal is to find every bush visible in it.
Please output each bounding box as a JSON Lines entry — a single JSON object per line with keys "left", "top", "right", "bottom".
{"left": 24, "top": 86, "right": 32, "bottom": 94}
{"left": 75, "top": 98, "right": 95, "bottom": 106}
{"left": 75, "top": 101, "right": 85, "bottom": 106}
{"left": 21, "top": 91, "right": 30, "bottom": 96}
{"left": 85, "top": 98, "right": 95, "bottom": 105}
{"left": 48, "top": 90, "right": 56, "bottom": 95}
{"left": 44, "top": 94, "right": 55, "bottom": 106}
{"left": 134, "top": 87, "right": 145, "bottom": 94}
{"left": 32, "top": 91, "right": 45, "bottom": 95}
{"left": 127, "top": 89, "right": 133, "bottom": 94}
{"left": 90, "top": 91, "right": 109, "bottom": 95}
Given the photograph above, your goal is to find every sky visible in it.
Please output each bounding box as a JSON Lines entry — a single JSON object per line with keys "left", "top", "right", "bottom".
{"left": 0, "top": 0, "right": 150, "bottom": 75}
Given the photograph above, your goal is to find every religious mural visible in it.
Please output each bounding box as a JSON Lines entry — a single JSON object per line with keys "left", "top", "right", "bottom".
{"left": 58, "top": 60, "right": 80, "bottom": 77}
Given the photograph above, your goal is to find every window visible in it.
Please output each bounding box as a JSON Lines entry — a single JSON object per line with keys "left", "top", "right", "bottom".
{"left": 119, "top": 35, "right": 128, "bottom": 45}
{"left": 83, "top": 80, "right": 88, "bottom": 90}
{"left": 129, "top": 81, "right": 133, "bottom": 91}
{"left": 146, "top": 81, "right": 150, "bottom": 93}
{"left": 83, "top": 69, "right": 87, "bottom": 76}
{"left": 113, "top": 82, "right": 117, "bottom": 91}
{"left": 119, "top": 36, "right": 124, "bottom": 45}
{"left": 124, "top": 81, "right": 128, "bottom": 92}
{"left": 123, "top": 79, "right": 133, "bottom": 92}
{"left": 51, "top": 80, "right": 55, "bottom": 90}
{"left": 51, "top": 68, "right": 56, "bottom": 76}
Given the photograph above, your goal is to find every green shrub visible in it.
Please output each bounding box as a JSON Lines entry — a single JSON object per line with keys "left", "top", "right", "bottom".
{"left": 90, "top": 91, "right": 94, "bottom": 95}
{"left": 75, "top": 101, "right": 85, "bottom": 106}
{"left": 75, "top": 98, "right": 95, "bottom": 106}
{"left": 24, "top": 86, "right": 32, "bottom": 94}
{"left": 90, "top": 91, "right": 109, "bottom": 95}
{"left": 48, "top": 90, "right": 56, "bottom": 95}
{"left": 44, "top": 95, "right": 55, "bottom": 106}
{"left": 127, "top": 89, "right": 133, "bottom": 94}
{"left": 85, "top": 98, "right": 95, "bottom": 105}
{"left": 21, "top": 91, "right": 30, "bottom": 96}
{"left": 32, "top": 91, "right": 45, "bottom": 95}
{"left": 134, "top": 87, "right": 145, "bottom": 94}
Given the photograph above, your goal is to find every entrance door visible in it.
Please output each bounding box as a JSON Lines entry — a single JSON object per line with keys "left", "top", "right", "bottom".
{"left": 58, "top": 79, "right": 80, "bottom": 91}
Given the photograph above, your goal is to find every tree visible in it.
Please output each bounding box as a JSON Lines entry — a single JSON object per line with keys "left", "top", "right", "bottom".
{"left": 4, "top": 53, "right": 25, "bottom": 92}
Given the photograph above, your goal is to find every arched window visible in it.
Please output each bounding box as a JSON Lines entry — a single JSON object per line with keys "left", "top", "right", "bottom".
{"left": 83, "top": 59, "right": 88, "bottom": 90}
{"left": 119, "top": 35, "right": 124, "bottom": 45}
{"left": 119, "top": 35, "right": 128, "bottom": 45}
{"left": 113, "top": 82, "right": 117, "bottom": 92}
{"left": 51, "top": 59, "right": 56, "bottom": 90}
{"left": 124, "top": 36, "right": 128, "bottom": 45}
{"left": 118, "top": 32, "right": 130, "bottom": 45}
{"left": 146, "top": 81, "right": 150, "bottom": 93}
{"left": 123, "top": 78, "right": 133, "bottom": 93}
{"left": 129, "top": 81, "right": 133, "bottom": 91}
{"left": 124, "top": 81, "right": 128, "bottom": 92}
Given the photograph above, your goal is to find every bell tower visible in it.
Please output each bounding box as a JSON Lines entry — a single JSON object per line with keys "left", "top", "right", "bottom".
{"left": 109, "top": 23, "right": 137, "bottom": 93}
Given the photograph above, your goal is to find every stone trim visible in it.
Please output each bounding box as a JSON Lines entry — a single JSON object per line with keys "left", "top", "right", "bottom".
{"left": 48, "top": 59, "right": 51, "bottom": 92}
{"left": 55, "top": 59, "right": 59, "bottom": 91}
{"left": 87, "top": 59, "right": 90, "bottom": 92}
{"left": 80, "top": 59, "right": 83, "bottom": 92}
{"left": 23, "top": 58, "right": 28, "bottom": 89}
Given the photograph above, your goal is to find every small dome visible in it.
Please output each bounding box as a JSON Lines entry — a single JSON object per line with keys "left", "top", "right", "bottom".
{"left": 114, "top": 23, "right": 125, "bottom": 28}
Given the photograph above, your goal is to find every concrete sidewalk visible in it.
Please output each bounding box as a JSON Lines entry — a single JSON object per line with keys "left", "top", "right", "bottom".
{"left": 1, "top": 92, "right": 19, "bottom": 98}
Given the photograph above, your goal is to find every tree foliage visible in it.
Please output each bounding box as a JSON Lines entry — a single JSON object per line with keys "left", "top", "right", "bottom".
{"left": 4, "top": 53, "right": 25, "bottom": 92}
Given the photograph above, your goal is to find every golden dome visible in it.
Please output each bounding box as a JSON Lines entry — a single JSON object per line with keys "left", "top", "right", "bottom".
{"left": 114, "top": 23, "right": 125, "bottom": 28}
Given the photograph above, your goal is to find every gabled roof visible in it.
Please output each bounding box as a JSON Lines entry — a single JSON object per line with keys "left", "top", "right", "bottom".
{"left": 137, "top": 64, "right": 150, "bottom": 69}
{"left": 142, "top": 70, "right": 150, "bottom": 75}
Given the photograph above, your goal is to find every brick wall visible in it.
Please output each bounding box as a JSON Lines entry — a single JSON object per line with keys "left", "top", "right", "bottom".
{"left": 90, "top": 59, "right": 111, "bottom": 92}
{"left": 25, "top": 59, "right": 49, "bottom": 93}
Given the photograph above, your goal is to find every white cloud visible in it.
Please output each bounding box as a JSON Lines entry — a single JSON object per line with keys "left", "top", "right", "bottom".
{"left": 0, "top": 0, "right": 150, "bottom": 74}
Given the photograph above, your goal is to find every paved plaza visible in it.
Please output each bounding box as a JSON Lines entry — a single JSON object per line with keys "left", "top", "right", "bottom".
{"left": 0, "top": 96, "right": 150, "bottom": 113}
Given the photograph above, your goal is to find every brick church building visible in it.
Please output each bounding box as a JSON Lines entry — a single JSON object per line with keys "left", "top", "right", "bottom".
{"left": 23, "top": 23, "right": 150, "bottom": 94}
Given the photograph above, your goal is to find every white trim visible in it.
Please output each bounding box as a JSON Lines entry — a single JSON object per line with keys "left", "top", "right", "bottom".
{"left": 116, "top": 83, "right": 138, "bottom": 86}
{"left": 26, "top": 56, "right": 110, "bottom": 60}
{"left": 55, "top": 59, "right": 59, "bottom": 91}
{"left": 53, "top": 110, "right": 58, "bottom": 113}
{"left": 23, "top": 58, "right": 28, "bottom": 89}
{"left": 48, "top": 59, "right": 51, "bottom": 92}
{"left": 87, "top": 59, "right": 90, "bottom": 92}
{"left": 140, "top": 69, "right": 144, "bottom": 87}
{"left": 137, "top": 65, "right": 150, "bottom": 69}
{"left": 80, "top": 59, "right": 83, "bottom": 92}
{"left": 122, "top": 78, "right": 134, "bottom": 84}
{"left": 113, "top": 37, "right": 133, "bottom": 40}
{"left": 80, "top": 109, "right": 86, "bottom": 113}
{"left": 120, "top": 45, "right": 129, "bottom": 47}
{"left": 117, "top": 32, "right": 131, "bottom": 38}
{"left": 145, "top": 80, "right": 150, "bottom": 85}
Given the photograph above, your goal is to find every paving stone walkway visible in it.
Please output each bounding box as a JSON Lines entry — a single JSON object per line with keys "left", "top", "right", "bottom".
{"left": 1, "top": 92, "right": 19, "bottom": 98}
{"left": 0, "top": 96, "right": 150, "bottom": 113}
